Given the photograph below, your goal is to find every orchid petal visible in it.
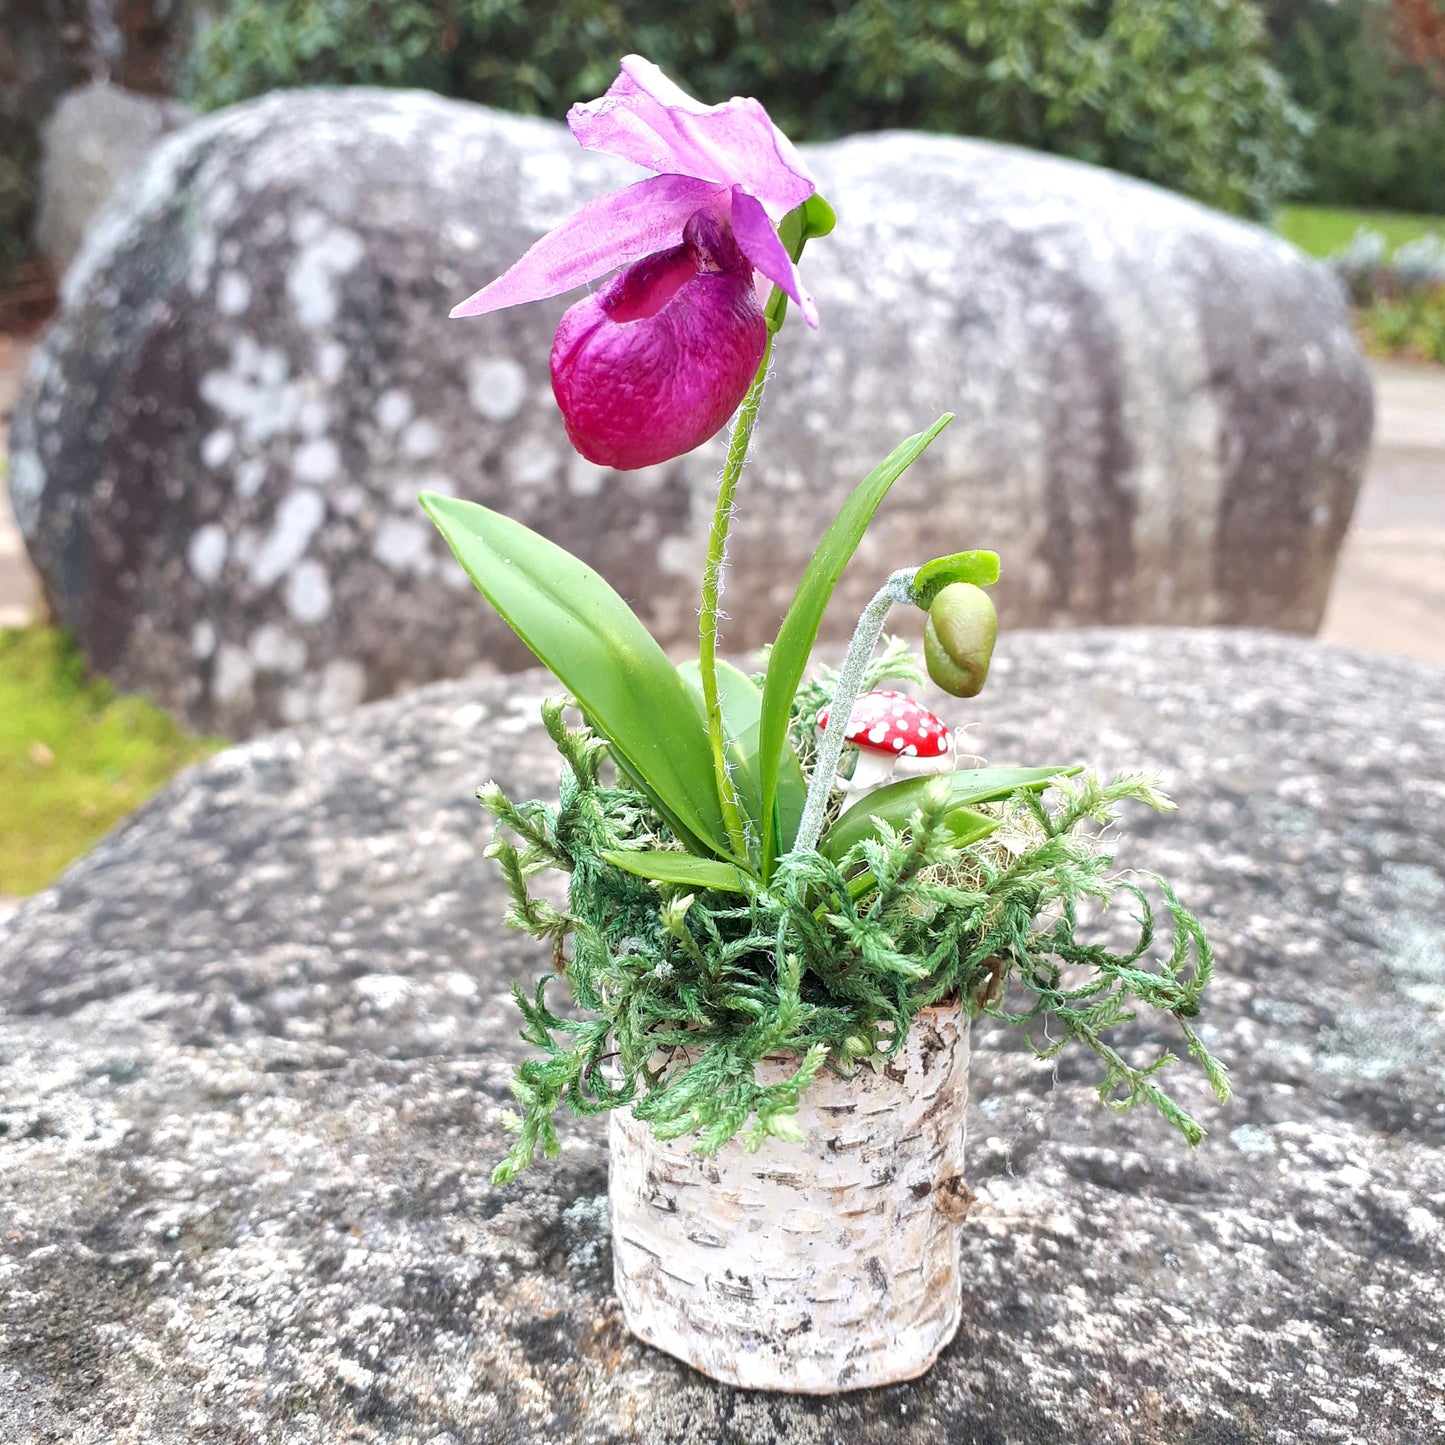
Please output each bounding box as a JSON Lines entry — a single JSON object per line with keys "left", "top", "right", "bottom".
{"left": 567, "top": 54, "right": 814, "bottom": 219}
{"left": 550, "top": 227, "right": 767, "bottom": 470}
{"left": 729, "top": 188, "right": 818, "bottom": 329}
{"left": 450, "top": 173, "right": 727, "bottom": 318}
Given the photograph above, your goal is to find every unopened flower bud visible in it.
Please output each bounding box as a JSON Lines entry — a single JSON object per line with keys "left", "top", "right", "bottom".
{"left": 924, "top": 583, "right": 997, "bottom": 698}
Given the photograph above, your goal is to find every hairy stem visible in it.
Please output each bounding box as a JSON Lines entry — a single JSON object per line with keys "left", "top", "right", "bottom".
{"left": 700, "top": 336, "right": 774, "bottom": 861}
{"left": 795, "top": 567, "right": 919, "bottom": 855}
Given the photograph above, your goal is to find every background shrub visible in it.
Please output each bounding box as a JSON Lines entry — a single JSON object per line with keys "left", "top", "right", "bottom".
{"left": 186, "top": 0, "right": 1306, "bottom": 217}
{"left": 1269, "top": 0, "right": 1445, "bottom": 214}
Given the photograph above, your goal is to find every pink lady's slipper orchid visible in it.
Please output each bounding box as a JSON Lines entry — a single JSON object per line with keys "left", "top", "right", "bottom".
{"left": 451, "top": 56, "right": 819, "bottom": 471}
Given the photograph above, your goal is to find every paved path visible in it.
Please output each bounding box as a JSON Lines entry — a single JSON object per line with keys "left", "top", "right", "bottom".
{"left": 0, "top": 337, "right": 38, "bottom": 628}
{"left": 1, "top": 342, "right": 1442, "bottom": 661}
{"left": 1319, "top": 361, "right": 1445, "bottom": 667}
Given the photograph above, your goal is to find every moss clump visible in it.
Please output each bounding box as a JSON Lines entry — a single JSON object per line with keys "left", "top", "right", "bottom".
{"left": 0, "top": 626, "right": 225, "bottom": 895}
{"left": 482, "top": 690, "right": 1230, "bottom": 1185}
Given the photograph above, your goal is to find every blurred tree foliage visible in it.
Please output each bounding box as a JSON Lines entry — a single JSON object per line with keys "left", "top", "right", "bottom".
{"left": 185, "top": 0, "right": 1305, "bottom": 217}
{"left": 1269, "top": 0, "right": 1445, "bottom": 214}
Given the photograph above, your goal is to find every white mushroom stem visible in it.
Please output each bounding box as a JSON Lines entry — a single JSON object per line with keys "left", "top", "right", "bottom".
{"left": 835, "top": 744, "right": 955, "bottom": 813}
{"left": 795, "top": 567, "right": 919, "bottom": 855}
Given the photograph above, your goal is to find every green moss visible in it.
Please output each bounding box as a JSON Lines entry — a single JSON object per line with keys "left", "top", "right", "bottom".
{"left": 1275, "top": 205, "right": 1445, "bottom": 260}
{"left": 482, "top": 697, "right": 1230, "bottom": 1183}
{"left": 0, "top": 626, "right": 225, "bottom": 895}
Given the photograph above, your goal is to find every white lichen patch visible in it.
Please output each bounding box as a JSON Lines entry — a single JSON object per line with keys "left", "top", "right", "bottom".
{"left": 467, "top": 357, "right": 527, "bottom": 421}
{"left": 1230, "top": 1125, "right": 1278, "bottom": 1157}
{"left": 200, "top": 336, "right": 302, "bottom": 445}
{"left": 448, "top": 702, "right": 489, "bottom": 730}
{"left": 372, "top": 517, "right": 432, "bottom": 573}
{"left": 190, "top": 620, "right": 217, "bottom": 660}
{"left": 216, "top": 270, "right": 252, "bottom": 317}
{"left": 567, "top": 454, "right": 607, "bottom": 497}
{"left": 7, "top": 449, "right": 46, "bottom": 537}
{"left": 400, "top": 418, "right": 443, "bottom": 461}
{"left": 286, "top": 213, "right": 365, "bottom": 330}
{"left": 249, "top": 491, "right": 326, "bottom": 589}
{"left": 234, "top": 458, "right": 266, "bottom": 500}
{"left": 297, "top": 399, "right": 330, "bottom": 438}
{"left": 516, "top": 149, "right": 584, "bottom": 231}
{"left": 200, "top": 429, "right": 235, "bottom": 469}
{"left": 212, "top": 644, "right": 255, "bottom": 704}
{"left": 316, "top": 659, "right": 367, "bottom": 717}
{"left": 285, "top": 559, "right": 333, "bottom": 625}
{"left": 353, "top": 974, "right": 412, "bottom": 1012}
{"left": 187, "top": 524, "right": 229, "bottom": 585}
{"left": 376, "top": 389, "right": 413, "bottom": 434}
{"left": 292, "top": 437, "right": 339, "bottom": 486}
{"left": 248, "top": 624, "right": 307, "bottom": 674}
{"left": 507, "top": 438, "right": 560, "bottom": 488}
{"left": 316, "top": 339, "right": 348, "bottom": 385}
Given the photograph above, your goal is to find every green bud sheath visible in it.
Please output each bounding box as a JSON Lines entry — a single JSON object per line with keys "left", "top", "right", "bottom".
{"left": 925, "top": 582, "right": 998, "bottom": 698}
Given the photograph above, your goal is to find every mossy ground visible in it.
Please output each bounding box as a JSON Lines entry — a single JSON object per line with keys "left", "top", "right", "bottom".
{"left": 0, "top": 625, "right": 224, "bottom": 895}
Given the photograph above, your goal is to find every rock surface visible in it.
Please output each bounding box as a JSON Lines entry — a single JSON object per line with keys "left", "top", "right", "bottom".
{"left": 9, "top": 88, "right": 1373, "bottom": 738}
{"left": 2, "top": 628, "right": 1442, "bottom": 1443}
{"left": 36, "top": 82, "right": 194, "bottom": 273}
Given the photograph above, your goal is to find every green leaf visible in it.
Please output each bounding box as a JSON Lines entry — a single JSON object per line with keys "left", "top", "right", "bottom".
{"left": 678, "top": 659, "right": 763, "bottom": 840}
{"left": 818, "top": 765, "right": 1077, "bottom": 862}
{"left": 912, "top": 550, "right": 1001, "bottom": 606}
{"left": 601, "top": 850, "right": 750, "bottom": 893}
{"left": 757, "top": 415, "right": 955, "bottom": 873}
{"left": 420, "top": 493, "right": 730, "bottom": 859}
{"left": 677, "top": 659, "right": 807, "bottom": 863}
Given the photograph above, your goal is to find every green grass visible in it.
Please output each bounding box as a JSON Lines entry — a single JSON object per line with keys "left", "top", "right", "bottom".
{"left": 0, "top": 626, "right": 225, "bottom": 895}
{"left": 1275, "top": 205, "right": 1445, "bottom": 259}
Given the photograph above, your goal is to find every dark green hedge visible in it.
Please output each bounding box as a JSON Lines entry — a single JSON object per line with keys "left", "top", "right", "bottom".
{"left": 185, "top": 0, "right": 1306, "bottom": 218}
{"left": 1269, "top": 0, "right": 1445, "bottom": 216}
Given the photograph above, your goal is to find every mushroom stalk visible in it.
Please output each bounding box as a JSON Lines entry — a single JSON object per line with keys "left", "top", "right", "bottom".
{"left": 795, "top": 567, "right": 919, "bottom": 855}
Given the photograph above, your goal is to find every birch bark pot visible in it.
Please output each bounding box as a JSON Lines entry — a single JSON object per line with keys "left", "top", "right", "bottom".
{"left": 608, "top": 1005, "right": 973, "bottom": 1392}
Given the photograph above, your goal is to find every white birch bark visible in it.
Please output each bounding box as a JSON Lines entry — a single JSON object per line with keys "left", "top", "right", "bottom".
{"left": 608, "top": 1006, "right": 972, "bottom": 1392}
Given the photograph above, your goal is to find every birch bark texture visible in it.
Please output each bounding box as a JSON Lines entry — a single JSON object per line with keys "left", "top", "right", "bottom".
{"left": 608, "top": 1007, "right": 972, "bottom": 1392}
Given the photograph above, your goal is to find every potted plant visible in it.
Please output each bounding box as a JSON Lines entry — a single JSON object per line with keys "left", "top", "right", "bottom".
{"left": 424, "top": 56, "right": 1230, "bottom": 1394}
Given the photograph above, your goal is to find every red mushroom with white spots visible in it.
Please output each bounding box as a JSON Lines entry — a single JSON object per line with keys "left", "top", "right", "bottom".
{"left": 815, "top": 689, "right": 954, "bottom": 809}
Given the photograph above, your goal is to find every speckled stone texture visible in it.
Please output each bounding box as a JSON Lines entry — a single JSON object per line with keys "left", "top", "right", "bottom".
{"left": 1, "top": 628, "right": 1441, "bottom": 1444}
{"left": 8, "top": 88, "right": 1372, "bottom": 738}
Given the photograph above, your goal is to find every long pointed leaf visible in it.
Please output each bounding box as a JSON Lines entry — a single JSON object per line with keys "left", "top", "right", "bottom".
{"left": 678, "top": 659, "right": 764, "bottom": 845}
{"left": 677, "top": 659, "right": 807, "bottom": 864}
{"left": 757, "top": 414, "right": 954, "bottom": 873}
{"left": 818, "top": 765, "right": 1077, "bottom": 862}
{"left": 601, "top": 850, "right": 750, "bottom": 893}
{"left": 421, "top": 493, "right": 729, "bottom": 858}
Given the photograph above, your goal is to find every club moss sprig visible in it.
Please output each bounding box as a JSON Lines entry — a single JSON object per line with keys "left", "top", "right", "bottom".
{"left": 480, "top": 699, "right": 1230, "bottom": 1185}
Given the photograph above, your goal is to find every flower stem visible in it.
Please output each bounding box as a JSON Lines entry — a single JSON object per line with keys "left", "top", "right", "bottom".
{"left": 699, "top": 335, "right": 773, "bottom": 862}
{"left": 794, "top": 567, "right": 919, "bottom": 856}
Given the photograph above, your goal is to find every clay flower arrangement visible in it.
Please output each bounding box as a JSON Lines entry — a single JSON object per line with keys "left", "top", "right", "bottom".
{"left": 423, "top": 56, "right": 1230, "bottom": 1393}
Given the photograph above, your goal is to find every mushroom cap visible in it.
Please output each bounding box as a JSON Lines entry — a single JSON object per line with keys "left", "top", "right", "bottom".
{"left": 817, "top": 689, "right": 953, "bottom": 759}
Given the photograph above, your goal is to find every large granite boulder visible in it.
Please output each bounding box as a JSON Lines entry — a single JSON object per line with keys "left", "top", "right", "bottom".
{"left": 9, "top": 89, "right": 1373, "bottom": 739}
{"left": 2, "top": 629, "right": 1441, "bottom": 1442}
